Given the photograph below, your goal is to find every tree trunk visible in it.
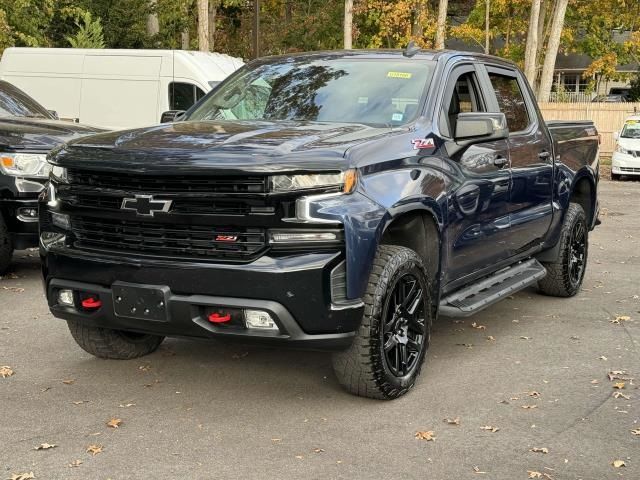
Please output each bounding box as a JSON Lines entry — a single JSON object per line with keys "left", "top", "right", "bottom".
{"left": 537, "top": 0, "right": 568, "bottom": 101}
{"left": 208, "top": 2, "right": 217, "bottom": 50}
{"left": 146, "top": 0, "right": 159, "bottom": 37}
{"left": 181, "top": 31, "right": 190, "bottom": 49}
{"left": 484, "top": 0, "right": 490, "bottom": 54}
{"left": 412, "top": 1, "right": 423, "bottom": 38}
{"left": 435, "top": 0, "right": 448, "bottom": 49}
{"left": 534, "top": 0, "right": 548, "bottom": 81}
{"left": 344, "top": 0, "right": 353, "bottom": 49}
{"left": 197, "top": 0, "right": 209, "bottom": 52}
{"left": 523, "top": 0, "right": 541, "bottom": 87}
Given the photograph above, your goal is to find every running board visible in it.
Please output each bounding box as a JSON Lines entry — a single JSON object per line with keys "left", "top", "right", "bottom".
{"left": 439, "top": 259, "right": 547, "bottom": 318}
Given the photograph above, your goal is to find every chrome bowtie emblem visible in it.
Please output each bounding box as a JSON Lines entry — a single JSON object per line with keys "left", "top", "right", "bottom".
{"left": 121, "top": 195, "right": 172, "bottom": 217}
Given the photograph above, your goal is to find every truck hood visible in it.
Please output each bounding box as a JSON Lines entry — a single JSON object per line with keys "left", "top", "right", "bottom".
{"left": 0, "top": 116, "right": 104, "bottom": 151}
{"left": 616, "top": 137, "right": 640, "bottom": 151}
{"left": 55, "top": 120, "right": 396, "bottom": 174}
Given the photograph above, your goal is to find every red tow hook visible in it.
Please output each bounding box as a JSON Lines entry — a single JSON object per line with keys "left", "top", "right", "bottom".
{"left": 208, "top": 312, "right": 232, "bottom": 323}
{"left": 81, "top": 297, "right": 102, "bottom": 310}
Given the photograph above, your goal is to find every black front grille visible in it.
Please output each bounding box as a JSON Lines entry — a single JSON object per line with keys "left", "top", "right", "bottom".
{"left": 71, "top": 216, "right": 267, "bottom": 261}
{"left": 67, "top": 170, "right": 268, "bottom": 194}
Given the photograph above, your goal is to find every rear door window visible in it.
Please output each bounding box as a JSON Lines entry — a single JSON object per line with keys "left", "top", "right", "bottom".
{"left": 487, "top": 73, "right": 530, "bottom": 132}
{"left": 169, "top": 82, "right": 205, "bottom": 111}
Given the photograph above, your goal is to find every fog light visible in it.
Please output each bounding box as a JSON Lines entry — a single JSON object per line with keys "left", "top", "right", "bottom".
{"left": 17, "top": 207, "right": 38, "bottom": 221}
{"left": 58, "top": 289, "right": 75, "bottom": 307}
{"left": 51, "top": 212, "right": 71, "bottom": 230}
{"left": 244, "top": 309, "right": 278, "bottom": 330}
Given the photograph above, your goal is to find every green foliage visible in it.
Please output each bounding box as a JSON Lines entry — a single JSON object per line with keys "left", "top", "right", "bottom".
{"left": 629, "top": 73, "right": 640, "bottom": 101}
{"left": 65, "top": 11, "right": 105, "bottom": 48}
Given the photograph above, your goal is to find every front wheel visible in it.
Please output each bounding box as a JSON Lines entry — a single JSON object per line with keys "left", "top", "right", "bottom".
{"left": 611, "top": 172, "right": 621, "bottom": 181}
{"left": 538, "top": 203, "right": 588, "bottom": 297}
{"left": 332, "top": 245, "right": 433, "bottom": 400}
{"left": 67, "top": 319, "right": 165, "bottom": 359}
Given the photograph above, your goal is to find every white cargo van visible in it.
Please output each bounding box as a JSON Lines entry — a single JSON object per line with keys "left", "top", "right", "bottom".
{"left": 0, "top": 48, "right": 244, "bottom": 130}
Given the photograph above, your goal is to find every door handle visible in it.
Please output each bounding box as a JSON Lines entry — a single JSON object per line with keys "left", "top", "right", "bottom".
{"left": 538, "top": 151, "right": 551, "bottom": 160}
{"left": 494, "top": 156, "right": 508, "bottom": 168}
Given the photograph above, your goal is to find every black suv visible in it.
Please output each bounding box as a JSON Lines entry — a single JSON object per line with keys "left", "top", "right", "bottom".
{"left": 0, "top": 80, "right": 101, "bottom": 273}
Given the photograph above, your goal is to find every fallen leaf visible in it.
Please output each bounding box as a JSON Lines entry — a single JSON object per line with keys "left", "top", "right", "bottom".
{"left": 415, "top": 430, "right": 436, "bottom": 441}
{"left": 67, "top": 460, "right": 82, "bottom": 468}
{"left": 294, "top": 455, "right": 303, "bottom": 459}
{"left": 9, "top": 473, "right": 35, "bottom": 480}
{"left": 599, "top": 355, "right": 608, "bottom": 360}
{"left": 521, "top": 405, "right": 538, "bottom": 409}
{"left": 106, "top": 418, "right": 122, "bottom": 428}
{"left": 313, "top": 448, "right": 325, "bottom": 453}
{"left": 480, "top": 425, "right": 499, "bottom": 432}
{"left": 486, "top": 336, "right": 495, "bottom": 341}
{"left": 531, "top": 447, "right": 549, "bottom": 454}
{"left": 528, "top": 391, "right": 541, "bottom": 398}
{"left": 271, "top": 438, "right": 282, "bottom": 442}
{"left": 631, "top": 429, "right": 640, "bottom": 436}
{"left": 613, "top": 382, "right": 625, "bottom": 389}
{"left": 34, "top": 443, "right": 57, "bottom": 450}
{"left": 118, "top": 403, "right": 136, "bottom": 408}
{"left": 612, "top": 459, "right": 626, "bottom": 468}
{"left": 473, "top": 465, "right": 486, "bottom": 474}
{"left": 611, "top": 315, "right": 631, "bottom": 324}
{"left": 62, "top": 379, "right": 74, "bottom": 385}
{"left": 471, "top": 322, "right": 486, "bottom": 330}
{"left": 443, "top": 417, "right": 460, "bottom": 426}
{"left": 86, "top": 444, "right": 103, "bottom": 456}
{"left": 72, "top": 401, "right": 88, "bottom": 405}
{"left": 590, "top": 379, "right": 599, "bottom": 384}
{"left": 0, "top": 365, "right": 14, "bottom": 378}
{"left": 613, "top": 392, "right": 630, "bottom": 399}
{"left": 138, "top": 365, "right": 151, "bottom": 372}
{"left": 528, "top": 472, "right": 543, "bottom": 479}
{"left": 2, "top": 286, "right": 24, "bottom": 293}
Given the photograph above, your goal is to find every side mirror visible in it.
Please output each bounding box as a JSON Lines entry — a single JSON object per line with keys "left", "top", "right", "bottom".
{"left": 48, "top": 110, "right": 59, "bottom": 120}
{"left": 455, "top": 112, "right": 508, "bottom": 142}
{"left": 613, "top": 131, "right": 619, "bottom": 140}
{"left": 160, "top": 110, "right": 186, "bottom": 123}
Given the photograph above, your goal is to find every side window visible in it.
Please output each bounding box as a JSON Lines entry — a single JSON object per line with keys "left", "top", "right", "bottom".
{"left": 488, "top": 73, "right": 530, "bottom": 132}
{"left": 169, "top": 82, "right": 201, "bottom": 111}
{"left": 440, "top": 71, "right": 485, "bottom": 137}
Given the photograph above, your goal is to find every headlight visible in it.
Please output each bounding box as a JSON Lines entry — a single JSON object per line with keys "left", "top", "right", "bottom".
{"left": 51, "top": 165, "right": 68, "bottom": 182}
{"left": 616, "top": 144, "right": 630, "bottom": 154}
{"left": 0, "top": 153, "right": 50, "bottom": 177}
{"left": 271, "top": 170, "right": 357, "bottom": 193}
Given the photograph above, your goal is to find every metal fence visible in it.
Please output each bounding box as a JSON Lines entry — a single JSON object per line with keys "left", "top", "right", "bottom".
{"left": 538, "top": 102, "right": 640, "bottom": 156}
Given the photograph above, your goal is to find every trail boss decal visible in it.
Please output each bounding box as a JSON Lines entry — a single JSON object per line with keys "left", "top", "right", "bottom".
{"left": 411, "top": 138, "right": 435, "bottom": 150}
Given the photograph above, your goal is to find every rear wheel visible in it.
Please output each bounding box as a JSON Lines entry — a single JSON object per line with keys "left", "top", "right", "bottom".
{"left": 332, "top": 245, "right": 433, "bottom": 400}
{"left": 0, "top": 214, "right": 14, "bottom": 276}
{"left": 67, "top": 319, "right": 165, "bottom": 359}
{"left": 538, "top": 203, "right": 588, "bottom": 297}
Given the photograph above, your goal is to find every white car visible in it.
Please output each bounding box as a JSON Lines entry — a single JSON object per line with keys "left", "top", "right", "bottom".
{"left": 612, "top": 115, "right": 640, "bottom": 180}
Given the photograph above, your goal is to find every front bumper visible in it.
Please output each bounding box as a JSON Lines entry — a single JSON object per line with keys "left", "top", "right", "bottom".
{"left": 0, "top": 197, "right": 39, "bottom": 249}
{"left": 42, "top": 248, "right": 364, "bottom": 350}
{"left": 611, "top": 152, "right": 640, "bottom": 175}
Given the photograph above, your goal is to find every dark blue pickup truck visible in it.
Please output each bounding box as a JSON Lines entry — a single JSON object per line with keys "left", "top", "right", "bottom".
{"left": 40, "top": 49, "right": 599, "bottom": 399}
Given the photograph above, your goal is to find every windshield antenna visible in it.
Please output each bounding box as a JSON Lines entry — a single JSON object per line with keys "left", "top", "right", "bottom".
{"left": 403, "top": 41, "right": 420, "bottom": 58}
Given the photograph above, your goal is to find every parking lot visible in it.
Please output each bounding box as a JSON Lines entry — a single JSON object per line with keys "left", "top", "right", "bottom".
{"left": 0, "top": 178, "right": 638, "bottom": 480}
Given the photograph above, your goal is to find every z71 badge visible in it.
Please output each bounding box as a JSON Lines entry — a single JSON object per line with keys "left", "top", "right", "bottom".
{"left": 411, "top": 138, "right": 435, "bottom": 150}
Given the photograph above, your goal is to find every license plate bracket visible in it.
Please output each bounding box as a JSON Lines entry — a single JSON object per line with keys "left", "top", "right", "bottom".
{"left": 112, "top": 283, "right": 170, "bottom": 322}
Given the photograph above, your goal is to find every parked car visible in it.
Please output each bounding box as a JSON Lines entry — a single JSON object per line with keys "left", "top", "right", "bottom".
{"left": 612, "top": 115, "right": 640, "bottom": 180}
{"left": 40, "top": 50, "right": 599, "bottom": 399}
{"left": 592, "top": 94, "right": 627, "bottom": 102}
{"left": 609, "top": 87, "right": 632, "bottom": 102}
{"left": 0, "top": 80, "right": 102, "bottom": 274}
{"left": 0, "top": 48, "right": 244, "bottom": 130}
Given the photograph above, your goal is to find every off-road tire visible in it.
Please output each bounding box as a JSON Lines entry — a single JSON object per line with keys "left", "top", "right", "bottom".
{"left": 0, "top": 214, "right": 14, "bottom": 276}
{"left": 332, "top": 245, "right": 433, "bottom": 400}
{"left": 611, "top": 172, "right": 621, "bottom": 181}
{"left": 67, "top": 319, "right": 164, "bottom": 359}
{"left": 538, "top": 203, "right": 588, "bottom": 297}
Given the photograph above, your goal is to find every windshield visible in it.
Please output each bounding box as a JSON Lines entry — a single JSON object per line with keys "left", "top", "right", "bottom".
{"left": 621, "top": 121, "right": 640, "bottom": 139}
{"left": 187, "top": 58, "right": 434, "bottom": 126}
{"left": 0, "top": 82, "right": 52, "bottom": 119}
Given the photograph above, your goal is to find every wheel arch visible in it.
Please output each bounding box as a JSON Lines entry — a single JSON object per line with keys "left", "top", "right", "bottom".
{"left": 570, "top": 173, "right": 596, "bottom": 227}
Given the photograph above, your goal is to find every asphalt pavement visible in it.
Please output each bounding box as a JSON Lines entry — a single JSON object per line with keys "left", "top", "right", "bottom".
{"left": 1, "top": 179, "right": 638, "bottom": 480}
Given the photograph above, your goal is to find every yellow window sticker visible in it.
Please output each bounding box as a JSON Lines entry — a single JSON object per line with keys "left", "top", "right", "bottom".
{"left": 387, "top": 72, "right": 412, "bottom": 79}
{"left": 626, "top": 120, "right": 638, "bottom": 124}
